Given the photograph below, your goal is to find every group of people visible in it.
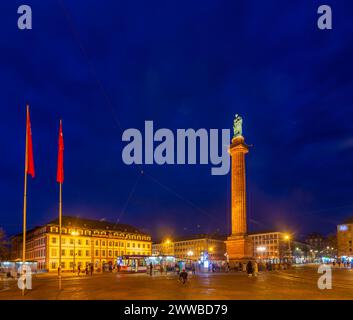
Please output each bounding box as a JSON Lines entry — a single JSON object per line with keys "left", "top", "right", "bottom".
{"left": 67, "top": 263, "right": 94, "bottom": 276}
{"left": 230, "top": 261, "right": 291, "bottom": 273}
{"left": 332, "top": 260, "right": 352, "bottom": 268}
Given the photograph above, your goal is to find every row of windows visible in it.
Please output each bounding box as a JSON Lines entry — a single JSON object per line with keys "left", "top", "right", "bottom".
{"left": 51, "top": 237, "right": 150, "bottom": 249}
{"left": 174, "top": 240, "right": 221, "bottom": 246}
{"left": 254, "top": 240, "right": 279, "bottom": 245}
{"left": 29, "top": 238, "right": 45, "bottom": 248}
{"left": 51, "top": 248, "right": 151, "bottom": 257}
{"left": 52, "top": 237, "right": 90, "bottom": 245}
{"left": 26, "top": 249, "right": 45, "bottom": 259}
{"left": 251, "top": 234, "right": 280, "bottom": 240}
{"left": 50, "top": 227, "right": 151, "bottom": 241}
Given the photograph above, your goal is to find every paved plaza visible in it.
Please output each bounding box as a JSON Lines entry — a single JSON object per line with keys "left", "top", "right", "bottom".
{"left": 0, "top": 265, "right": 352, "bottom": 300}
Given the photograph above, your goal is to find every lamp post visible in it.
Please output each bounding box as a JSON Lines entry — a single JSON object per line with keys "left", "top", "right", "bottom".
{"left": 71, "top": 231, "right": 79, "bottom": 272}
{"left": 284, "top": 234, "right": 291, "bottom": 262}
{"left": 163, "top": 239, "right": 171, "bottom": 256}
{"left": 187, "top": 250, "right": 194, "bottom": 270}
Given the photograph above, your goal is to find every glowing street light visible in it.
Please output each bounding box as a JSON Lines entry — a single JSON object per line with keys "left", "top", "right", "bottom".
{"left": 187, "top": 250, "right": 194, "bottom": 257}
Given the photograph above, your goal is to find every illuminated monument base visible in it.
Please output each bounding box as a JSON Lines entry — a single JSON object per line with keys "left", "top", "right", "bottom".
{"left": 225, "top": 235, "right": 253, "bottom": 262}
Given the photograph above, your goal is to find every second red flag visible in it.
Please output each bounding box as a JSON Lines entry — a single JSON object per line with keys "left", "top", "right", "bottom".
{"left": 57, "top": 120, "right": 64, "bottom": 184}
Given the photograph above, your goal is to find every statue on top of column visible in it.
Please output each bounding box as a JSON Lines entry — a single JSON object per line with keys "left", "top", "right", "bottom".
{"left": 233, "top": 114, "right": 243, "bottom": 138}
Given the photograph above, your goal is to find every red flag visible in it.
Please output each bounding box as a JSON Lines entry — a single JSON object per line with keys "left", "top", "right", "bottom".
{"left": 57, "top": 120, "right": 64, "bottom": 183}
{"left": 26, "top": 105, "right": 35, "bottom": 178}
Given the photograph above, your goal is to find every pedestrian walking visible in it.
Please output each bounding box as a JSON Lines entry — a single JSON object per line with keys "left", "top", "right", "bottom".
{"left": 246, "top": 261, "right": 253, "bottom": 277}
{"left": 90, "top": 264, "right": 94, "bottom": 276}
{"left": 149, "top": 262, "right": 153, "bottom": 276}
{"left": 179, "top": 269, "right": 188, "bottom": 284}
{"left": 77, "top": 265, "right": 81, "bottom": 276}
{"left": 253, "top": 261, "right": 258, "bottom": 277}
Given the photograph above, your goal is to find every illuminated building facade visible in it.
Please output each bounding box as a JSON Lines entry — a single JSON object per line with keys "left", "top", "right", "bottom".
{"left": 10, "top": 216, "right": 152, "bottom": 271}
{"left": 152, "top": 240, "right": 174, "bottom": 256}
{"left": 337, "top": 220, "right": 353, "bottom": 260}
{"left": 152, "top": 234, "right": 226, "bottom": 262}
{"left": 249, "top": 231, "right": 312, "bottom": 263}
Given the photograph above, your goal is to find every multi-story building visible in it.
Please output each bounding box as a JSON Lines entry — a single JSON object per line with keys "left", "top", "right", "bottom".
{"left": 152, "top": 234, "right": 226, "bottom": 262}
{"left": 305, "top": 232, "right": 325, "bottom": 252}
{"left": 11, "top": 216, "right": 152, "bottom": 272}
{"left": 337, "top": 219, "right": 353, "bottom": 260}
{"left": 304, "top": 233, "right": 337, "bottom": 260}
{"left": 152, "top": 239, "right": 174, "bottom": 256}
{"left": 249, "top": 231, "right": 312, "bottom": 263}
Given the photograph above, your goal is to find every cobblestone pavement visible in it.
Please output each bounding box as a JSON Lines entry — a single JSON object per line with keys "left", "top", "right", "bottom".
{"left": 1, "top": 265, "right": 352, "bottom": 300}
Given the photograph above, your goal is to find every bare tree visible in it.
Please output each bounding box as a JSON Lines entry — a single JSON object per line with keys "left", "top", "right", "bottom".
{"left": 0, "top": 228, "right": 9, "bottom": 261}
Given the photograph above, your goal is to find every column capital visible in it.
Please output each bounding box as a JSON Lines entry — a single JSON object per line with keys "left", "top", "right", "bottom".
{"left": 229, "top": 136, "right": 249, "bottom": 155}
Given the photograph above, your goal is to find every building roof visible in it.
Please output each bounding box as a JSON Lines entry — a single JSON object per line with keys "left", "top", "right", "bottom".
{"left": 153, "top": 233, "right": 227, "bottom": 244}
{"left": 342, "top": 217, "right": 353, "bottom": 224}
{"left": 248, "top": 230, "right": 284, "bottom": 235}
{"left": 48, "top": 216, "right": 148, "bottom": 235}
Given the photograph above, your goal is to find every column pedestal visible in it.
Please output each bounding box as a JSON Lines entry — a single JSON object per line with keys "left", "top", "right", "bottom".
{"left": 225, "top": 235, "right": 253, "bottom": 262}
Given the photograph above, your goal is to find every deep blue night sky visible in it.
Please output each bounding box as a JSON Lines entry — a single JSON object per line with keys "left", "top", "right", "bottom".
{"left": 1, "top": 1, "right": 353, "bottom": 240}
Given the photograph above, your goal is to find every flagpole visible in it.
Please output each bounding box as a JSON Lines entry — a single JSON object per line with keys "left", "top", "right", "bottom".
{"left": 59, "top": 182, "right": 62, "bottom": 289}
{"left": 58, "top": 118, "right": 63, "bottom": 290}
{"left": 22, "top": 106, "right": 29, "bottom": 296}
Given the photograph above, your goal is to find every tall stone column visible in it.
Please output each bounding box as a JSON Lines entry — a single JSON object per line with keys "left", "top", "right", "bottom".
{"left": 230, "top": 136, "right": 248, "bottom": 236}
{"left": 225, "top": 115, "right": 253, "bottom": 262}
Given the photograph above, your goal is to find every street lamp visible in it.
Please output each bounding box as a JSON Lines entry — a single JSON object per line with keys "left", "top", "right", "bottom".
{"left": 71, "top": 231, "right": 79, "bottom": 272}
{"left": 187, "top": 250, "right": 194, "bottom": 268}
{"left": 187, "top": 250, "right": 194, "bottom": 257}
{"left": 284, "top": 234, "right": 292, "bottom": 262}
